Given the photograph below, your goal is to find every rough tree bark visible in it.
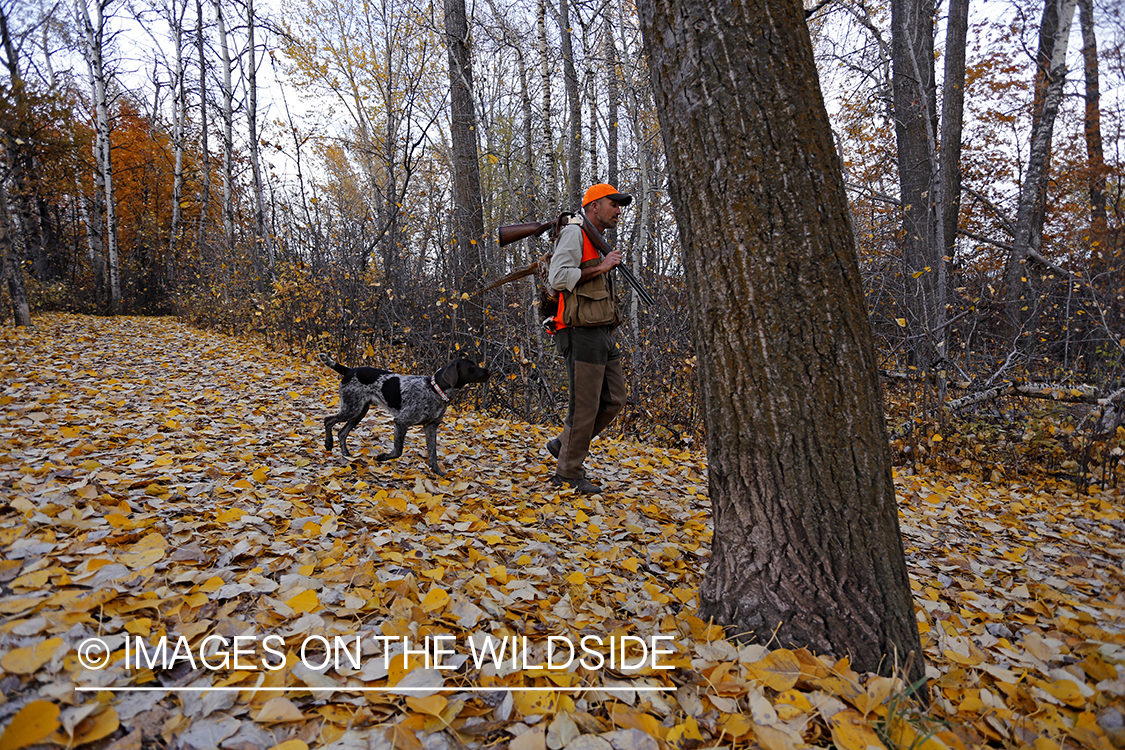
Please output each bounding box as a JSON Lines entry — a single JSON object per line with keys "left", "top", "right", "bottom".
{"left": 0, "top": 174, "right": 32, "bottom": 326}
{"left": 636, "top": 0, "right": 925, "bottom": 682}
{"left": 558, "top": 0, "right": 582, "bottom": 210}
{"left": 1078, "top": 0, "right": 1110, "bottom": 274}
{"left": 0, "top": 6, "right": 48, "bottom": 282}
{"left": 891, "top": 0, "right": 946, "bottom": 383}
{"left": 938, "top": 0, "right": 969, "bottom": 282}
{"left": 444, "top": 0, "right": 486, "bottom": 335}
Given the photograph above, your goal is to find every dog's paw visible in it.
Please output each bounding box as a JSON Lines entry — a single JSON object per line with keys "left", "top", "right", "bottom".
{"left": 376, "top": 453, "right": 396, "bottom": 462}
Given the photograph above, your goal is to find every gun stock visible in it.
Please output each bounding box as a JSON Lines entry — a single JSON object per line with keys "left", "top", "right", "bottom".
{"left": 498, "top": 221, "right": 554, "bottom": 247}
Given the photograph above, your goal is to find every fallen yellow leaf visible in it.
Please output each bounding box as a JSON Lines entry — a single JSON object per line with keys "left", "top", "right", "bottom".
{"left": 255, "top": 697, "right": 306, "bottom": 723}
{"left": 1, "top": 638, "right": 63, "bottom": 675}
{"left": 286, "top": 589, "right": 320, "bottom": 613}
{"left": 0, "top": 701, "right": 60, "bottom": 750}
{"left": 828, "top": 709, "right": 887, "bottom": 750}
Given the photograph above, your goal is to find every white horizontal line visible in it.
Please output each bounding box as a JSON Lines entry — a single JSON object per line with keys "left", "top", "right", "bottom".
{"left": 75, "top": 686, "right": 677, "bottom": 693}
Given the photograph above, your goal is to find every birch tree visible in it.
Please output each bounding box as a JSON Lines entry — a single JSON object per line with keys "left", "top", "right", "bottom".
{"left": 246, "top": 0, "right": 273, "bottom": 284}
{"left": 537, "top": 0, "right": 557, "bottom": 212}
{"left": 77, "top": 0, "right": 120, "bottom": 314}
{"left": 195, "top": 0, "right": 211, "bottom": 254}
{"left": 213, "top": 0, "right": 235, "bottom": 255}
{"left": 163, "top": 0, "right": 188, "bottom": 286}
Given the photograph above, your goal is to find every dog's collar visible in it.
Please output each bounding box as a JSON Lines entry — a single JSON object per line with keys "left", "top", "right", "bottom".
{"left": 430, "top": 375, "right": 450, "bottom": 402}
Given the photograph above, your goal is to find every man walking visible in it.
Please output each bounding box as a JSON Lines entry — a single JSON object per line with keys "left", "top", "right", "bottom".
{"left": 545, "top": 184, "right": 631, "bottom": 494}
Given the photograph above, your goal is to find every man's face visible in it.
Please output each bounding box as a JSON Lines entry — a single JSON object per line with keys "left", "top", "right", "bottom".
{"left": 589, "top": 197, "right": 623, "bottom": 230}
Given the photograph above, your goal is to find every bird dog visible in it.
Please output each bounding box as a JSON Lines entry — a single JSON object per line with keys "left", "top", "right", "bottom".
{"left": 319, "top": 353, "right": 490, "bottom": 474}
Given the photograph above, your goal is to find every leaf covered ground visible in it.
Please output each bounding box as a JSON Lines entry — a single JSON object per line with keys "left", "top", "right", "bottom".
{"left": 0, "top": 313, "right": 1123, "bottom": 750}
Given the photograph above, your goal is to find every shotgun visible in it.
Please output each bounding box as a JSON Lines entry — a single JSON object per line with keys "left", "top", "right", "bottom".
{"left": 491, "top": 214, "right": 655, "bottom": 305}
{"left": 473, "top": 219, "right": 565, "bottom": 296}
{"left": 497, "top": 220, "right": 558, "bottom": 248}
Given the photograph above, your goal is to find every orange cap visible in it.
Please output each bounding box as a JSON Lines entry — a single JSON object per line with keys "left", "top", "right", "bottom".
{"left": 582, "top": 183, "right": 632, "bottom": 207}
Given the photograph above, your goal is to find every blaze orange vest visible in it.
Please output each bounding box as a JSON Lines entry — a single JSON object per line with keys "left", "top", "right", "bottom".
{"left": 552, "top": 229, "right": 602, "bottom": 332}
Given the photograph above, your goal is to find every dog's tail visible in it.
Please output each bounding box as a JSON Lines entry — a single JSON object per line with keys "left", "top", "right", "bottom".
{"left": 318, "top": 352, "right": 350, "bottom": 375}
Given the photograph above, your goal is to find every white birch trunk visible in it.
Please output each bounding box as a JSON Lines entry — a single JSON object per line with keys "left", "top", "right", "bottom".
{"left": 246, "top": 0, "right": 273, "bottom": 282}
{"left": 78, "top": 0, "right": 119, "bottom": 313}
{"left": 538, "top": 0, "right": 556, "bottom": 211}
{"left": 168, "top": 0, "right": 187, "bottom": 286}
{"left": 214, "top": 0, "right": 235, "bottom": 254}
{"left": 196, "top": 0, "right": 211, "bottom": 253}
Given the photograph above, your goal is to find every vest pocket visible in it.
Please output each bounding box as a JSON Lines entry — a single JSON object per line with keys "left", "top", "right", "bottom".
{"left": 563, "top": 285, "right": 618, "bottom": 327}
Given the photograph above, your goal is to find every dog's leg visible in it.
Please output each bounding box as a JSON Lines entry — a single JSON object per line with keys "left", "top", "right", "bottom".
{"left": 324, "top": 414, "right": 338, "bottom": 452}
{"left": 423, "top": 421, "right": 443, "bottom": 474}
{"left": 324, "top": 402, "right": 361, "bottom": 452}
{"left": 377, "top": 421, "right": 408, "bottom": 462}
{"left": 337, "top": 404, "right": 370, "bottom": 458}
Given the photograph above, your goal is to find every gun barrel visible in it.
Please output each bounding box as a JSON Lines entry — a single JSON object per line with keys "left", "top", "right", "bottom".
{"left": 615, "top": 262, "right": 657, "bottom": 306}
{"left": 498, "top": 221, "right": 553, "bottom": 248}
{"left": 579, "top": 215, "right": 656, "bottom": 306}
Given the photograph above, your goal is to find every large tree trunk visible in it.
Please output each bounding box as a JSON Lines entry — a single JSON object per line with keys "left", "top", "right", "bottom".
{"left": 0, "top": 177, "right": 32, "bottom": 327}
{"left": 558, "top": 0, "right": 582, "bottom": 210}
{"left": 939, "top": 0, "right": 969, "bottom": 279}
{"left": 0, "top": 7, "right": 49, "bottom": 283}
{"left": 1003, "top": 0, "right": 1078, "bottom": 332}
{"left": 637, "top": 0, "right": 925, "bottom": 683}
{"left": 891, "top": 0, "right": 945, "bottom": 382}
{"left": 1078, "top": 0, "right": 1110, "bottom": 273}
{"left": 444, "top": 0, "right": 487, "bottom": 335}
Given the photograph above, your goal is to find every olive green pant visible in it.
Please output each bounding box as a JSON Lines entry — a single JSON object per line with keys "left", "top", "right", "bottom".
{"left": 555, "top": 326, "right": 627, "bottom": 478}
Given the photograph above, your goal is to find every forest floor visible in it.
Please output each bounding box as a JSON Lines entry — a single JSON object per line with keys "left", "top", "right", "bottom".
{"left": 0, "top": 313, "right": 1123, "bottom": 750}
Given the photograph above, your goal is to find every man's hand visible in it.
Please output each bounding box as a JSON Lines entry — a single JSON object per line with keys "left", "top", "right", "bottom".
{"left": 578, "top": 250, "right": 621, "bottom": 284}
{"left": 600, "top": 250, "right": 622, "bottom": 272}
